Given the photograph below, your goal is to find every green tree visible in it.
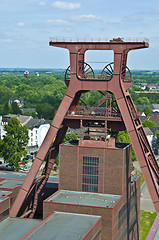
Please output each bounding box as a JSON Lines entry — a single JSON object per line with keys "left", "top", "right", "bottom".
{"left": 116, "top": 131, "right": 136, "bottom": 161}
{"left": 155, "top": 130, "right": 159, "bottom": 143}
{"left": 11, "top": 102, "right": 22, "bottom": 114}
{"left": 136, "top": 97, "right": 150, "bottom": 105}
{"left": 36, "top": 103, "right": 54, "bottom": 120}
{"left": 3, "top": 103, "right": 11, "bottom": 115}
{"left": 1, "top": 118, "right": 29, "bottom": 171}
{"left": 143, "top": 106, "right": 153, "bottom": 116}
{"left": 142, "top": 119, "right": 157, "bottom": 127}
{"left": 64, "top": 133, "right": 78, "bottom": 142}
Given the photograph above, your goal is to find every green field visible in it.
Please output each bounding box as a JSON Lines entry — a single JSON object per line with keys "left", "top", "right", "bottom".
{"left": 140, "top": 210, "right": 157, "bottom": 240}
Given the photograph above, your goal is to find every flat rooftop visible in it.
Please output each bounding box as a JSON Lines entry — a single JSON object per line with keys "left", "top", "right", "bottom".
{"left": 0, "top": 180, "right": 23, "bottom": 189}
{"left": 24, "top": 212, "right": 101, "bottom": 240}
{"left": 0, "top": 171, "right": 59, "bottom": 183}
{"left": 0, "top": 217, "right": 41, "bottom": 240}
{"left": 47, "top": 190, "right": 120, "bottom": 208}
{"left": 0, "top": 197, "right": 8, "bottom": 203}
{"left": 0, "top": 190, "right": 12, "bottom": 197}
{"left": 0, "top": 171, "right": 27, "bottom": 180}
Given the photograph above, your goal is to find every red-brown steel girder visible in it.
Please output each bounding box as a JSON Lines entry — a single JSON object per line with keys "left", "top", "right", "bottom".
{"left": 11, "top": 38, "right": 159, "bottom": 218}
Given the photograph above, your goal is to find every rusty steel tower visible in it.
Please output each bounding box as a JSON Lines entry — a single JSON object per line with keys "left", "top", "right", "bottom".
{"left": 10, "top": 37, "right": 159, "bottom": 219}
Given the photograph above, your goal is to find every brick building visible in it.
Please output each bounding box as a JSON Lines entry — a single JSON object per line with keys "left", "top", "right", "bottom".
{"left": 43, "top": 139, "right": 141, "bottom": 240}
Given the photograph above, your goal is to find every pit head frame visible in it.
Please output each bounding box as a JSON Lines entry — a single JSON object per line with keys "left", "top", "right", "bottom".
{"left": 10, "top": 38, "right": 159, "bottom": 218}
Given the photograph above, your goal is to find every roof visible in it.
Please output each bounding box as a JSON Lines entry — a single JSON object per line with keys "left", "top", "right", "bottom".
{"left": 2, "top": 114, "right": 32, "bottom": 125}
{"left": 0, "top": 217, "right": 40, "bottom": 240}
{"left": 0, "top": 190, "right": 12, "bottom": 197}
{"left": 149, "top": 126, "right": 159, "bottom": 134}
{"left": 24, "top": 212, "right": 101, "bottom": 240}
{"left": 147, "top": 112, "right": 159, "bottom": 125}
{"left": 47, "top": 190, "right": 121, "bottom": 208}
{"left": 0, "top": 180, "right": 23, "bottom": 189}
{"left": 21, "top": 108, "right": 36, "bottom": 114}
{"left": 144, "top": 127, "right": 154, "bottom": 136}
{"left": 0, "top": 170, "right": 59, "bottom": 184}
{"left": 16, "top": 115, "right": 32, "bottom": 125}
{"left": 0, "top": 197, "right": 8, "bottom": 202}
{"left": 0, "top": 171, "right": 27, "bottom": 180}
{"left": 136, "top": 104, "right": 159, "bottom": 111}
{"left": 25, "top": 118, "right": 51, "bottom": 130}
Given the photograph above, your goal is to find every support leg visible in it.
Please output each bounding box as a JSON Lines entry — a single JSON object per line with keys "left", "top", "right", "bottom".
{"left": 10, "top": 90, "right": 76, "bottom": 217}
{"left": 116, "top": 91, "right": 159, "bottom": 212}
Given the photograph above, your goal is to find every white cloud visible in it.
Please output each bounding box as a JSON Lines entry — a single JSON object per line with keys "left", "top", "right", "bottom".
{"left": 52, "top": 1, "right": 80, "bottom": 10}
{"left": 39, "top": 1, "right": 46, "bottom": 6}
{"left": 47, "top": 19, "right": 72, "bottom": 25}
{"left": 72, "top": 14, "right": 101, "bottom": 22}
{"left": 17, "top": 22, "right": 25, "bottom": 27}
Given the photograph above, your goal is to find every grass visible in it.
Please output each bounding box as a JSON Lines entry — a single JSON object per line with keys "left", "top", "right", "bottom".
{"left": 133, "top": 170, "right": 145, "bottom": 186}
{"left": 140, "top": 210, "right": 157, "bottom": 240}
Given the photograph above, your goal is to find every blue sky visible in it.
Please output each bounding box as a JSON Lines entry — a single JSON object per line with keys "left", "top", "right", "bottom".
{"left": 0, "top": 0, "right": 159, "bottom": 69}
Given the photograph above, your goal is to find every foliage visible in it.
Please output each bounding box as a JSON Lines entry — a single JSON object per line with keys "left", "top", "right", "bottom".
{"left": 142, "top": 119, "right": 157, "bottom": 127}
{"left": 1, "top": 118, "right": 29, "bottom": 171}
{"left": 0, "top": 72, "right": 159, "bottom": 120}
{"left": 135, "top": 106, "right": 143, "bottom": 112}
{"left": 133, "top": 170, "right": 144, "bottom": 185}
{"left": 11, "top": 102, "right": 22, "bottom": 114}
{"left": 64, "top": 133, "right": 78, "bottom": 142}
{"left": 136, "top": 97, "right": 150, "bottom": 105}
{"left": 129, "top": 84, "right": 143, "bottom": 93}
{"left": 143, "top": 106, "right": 153, "bottom": 116}
{"left": 131, "top": 92, "right": 159, "bottom": 104}
{"left": 3, "top": 103, "right": 11, "bottom": 115}
{"left": 140, "top": 210, "right": 157, "bottom": 240}
{"left": 155, "top": 130, "right": 159, "bottom": 143}
{"left": 116, "top": 131, "right": 136, "bottom": 161}
{"left": 36, "top": 103, "right": 54, "bottom": 120}
{"left": 0, "top": 72, "right": 67, "bottom": 120}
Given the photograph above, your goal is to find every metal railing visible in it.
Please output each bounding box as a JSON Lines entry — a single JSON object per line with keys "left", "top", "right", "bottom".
{"left": 49, "top": 37, "right": 149, "bottom": 43}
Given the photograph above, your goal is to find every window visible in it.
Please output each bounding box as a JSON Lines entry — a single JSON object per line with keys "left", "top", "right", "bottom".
{"left": 82, "top": 156, "right": 99, "bottom": 193}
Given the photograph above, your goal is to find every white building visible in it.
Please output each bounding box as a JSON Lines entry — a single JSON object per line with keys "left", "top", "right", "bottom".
{"left": 25, "top": 118, "right": 51, "bottom": 148}
{"left": 1, "top": 115, "right": 51, "bottom": 148}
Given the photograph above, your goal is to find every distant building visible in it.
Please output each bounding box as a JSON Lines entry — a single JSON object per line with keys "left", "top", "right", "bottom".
{"left": 1, "top": 114, "right": 32, "bottom": 140}
{"left": 35, "top": 72, "right": 39, "bottom": 77}
{"left": 147, "top": 112, "right": 159, "bottom": 126}
{"left": 0, "top": 115, "right": 51, "bottom": 148}
{"left": 21, "top": 108, "right": 37, "bottom": 115}
{"left": 136, "top": 104, "right": 159, "bottom": 113}
{"left": 9, "top": 98, "right": 24, "bottom": 108}
{"left": 148, "top": 85, "right": 156, "bottom": 91}
{"left": 24, "top": 70, "right": 29, "bottom": 78}
{"left": 25, "top": 118, "right": 51, "bottom": 148}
